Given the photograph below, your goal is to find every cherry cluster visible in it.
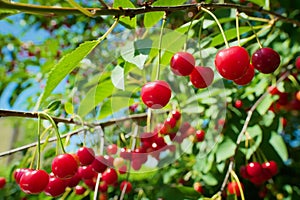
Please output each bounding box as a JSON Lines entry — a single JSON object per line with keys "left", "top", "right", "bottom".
{"left": 215, "top": 46, "right": 280, "bottom": 85}
{"left": 239, "top": 161, "right": 278, "bottom": 185}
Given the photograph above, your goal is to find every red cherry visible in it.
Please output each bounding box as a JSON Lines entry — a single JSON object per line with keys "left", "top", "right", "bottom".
{"left": 227, "top": 182, "right": 243, "bottom": 196}
{"left": 99, "top": 181, "right": 108, "bottom": 192}
{"left": 141, "top": 80, "right": 172, "bottom": 109}
{"left": 91, "top": 155, "right": 108, "bottom": 173}
{"left": 281, "top": 117, "right": 287, "bottom": 128}
{"left": 268, "top": 86, "right": 281, "bottom": 95}
{"left": 76, "top": 147, "right": 95, "bottom": 166}
{"left": 190, "top": 66, "right": 214, "bottom": 88}
{"left": 296, "top": 56, "right": 300, "bottom": 70}
{"left": 170, "top": 52, "right": 195, "bottom": 76}
{"left": 239, "top": 165, "right": 251, "bottom": 179}
{"left": 120, "top": 148, "right": 132, "bottom": 160}
{"left": 0, "top": 177, "right": 6, "bottom": 189}
{"left": 234, "top": 100, "right": 243, "bottom": 109}
{"left": 75, "top": 185, "right": 86, "bottom": 195}
{"left": 66, "top": 172, "right": 81, "bottom": 188}
{"left": 120, "top": 181, "right": 132, "bottom": 194}
{"left": 215, "top": 46, "right": 250, "bottom": 80}
{"left": 52, "top": 154, "right": 79, "bottom": 179}
{"left": 252, "top": 47, "right": 281, "bottom": 74}
{"left": 131, "top": 159, "right": 143, "bottom": 171}
{"left": 78, "top": 165, "right": 97, "bottom": 180}
{"left": 233, "top": 63, "right": 255, "bottom": 85}
{"left": 246, "top": 162, "right": 262, "bottom": 177}
{"left": 102, "top": 168, "right": 118, "bottom": 185}
{"left": 19, "top": 169, "right": 49, "bottom": 194}
{"left": 14, "top": 168, "right": 32, "bottom": 184}
{"left": 118, "top": 165, "right": 127, "bottom": 174}
{"left": 193, "top": 182, "right": 204, "bottom": 193}
{"left": 44, "top": 174, "right": 67, "bottom": 197}
{"left": 107, "top": 144, "right": 118, "bottom": 155}
{"left": 195, "top": 130, "right": 205, "bottom": 142}
{"left": 262, "top": 161, "right": 278, "bottom": 176}
{"left": 171, "top": 110, "right": 181, "bottom": 120}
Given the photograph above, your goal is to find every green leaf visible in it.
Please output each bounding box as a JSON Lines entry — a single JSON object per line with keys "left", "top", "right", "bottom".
{"left": 78, "top": 79, "right": 114, "bottom": 117}
{"left": 216, "top": 137, "right": 236, "bottom": 163}
{"left": 257, "top": 93, "right": 274, "bottom": 115}
{"left": 121, "top": 42, "right": 148, "bottom": 69}
{"left": 64, "top": 102, "right": 74, "bottom": 115}
{"left": 35, "top": 40, "right": 100, "bottom": 110}
{"left": 111, "top": 65, "right": 124, "bottom": 90}
{"left": 113, "top": 0, "right": 136, "bottom": 28}
{"left": 46, "top": 100, "right": 61, "bottom": 111}
{"left": 269, "top": 131, "right": 288, "bottom": 161}
{"left": 202, "top": 173, "right": 218, "bottom": 186}
{"left": 144, "top": 0, "right": 186, "bottom": 27}
{"left": 248, "top": 0, "right": 265, "bottom": 6}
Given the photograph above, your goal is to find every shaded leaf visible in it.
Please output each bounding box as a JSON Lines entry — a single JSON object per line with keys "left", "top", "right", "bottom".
{"left": 113, "top": 0, "right": 136, "bottom": 28}
{"left": 216, "top": 137, "right": 236, "bottom": 163}
{"left": 269, "top": 131, "right": 288, "bottom": 161}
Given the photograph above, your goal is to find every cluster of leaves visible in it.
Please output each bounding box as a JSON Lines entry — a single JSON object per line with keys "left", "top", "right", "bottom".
{"left": 0, "top": 0, "right": 300, "bottom": 199}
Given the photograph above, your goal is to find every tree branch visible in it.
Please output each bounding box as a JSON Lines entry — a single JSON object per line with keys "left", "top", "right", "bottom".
{"left": 1, "top": 1, "right": 299, "bottom": 27}
{"left": 218, "top": 71, "right": 290, "bottom": 195}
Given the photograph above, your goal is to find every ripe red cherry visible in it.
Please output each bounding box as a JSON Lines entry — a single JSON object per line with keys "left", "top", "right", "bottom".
{"left": 52, "top": 154, "right": 79, "bottom": 179}
{"left": 252, "top": 47, "right": 280, "bottom": 74}
{"left": 75, "top": 185, "right": 86, "bottom": 195}
{"left": 102, "top": 168, "right": 118, "bottom": 185}
{"left": 141, "top": 80, "right": 172, "bottom": 109}
{"left": 107, "top": 144, "right": 118, "bottom": 155}
{"left": 76, "top": 147, "right": 95, "bottom": 166}
{"left": 296, "top": 56, "right": 300, "bottom": 70}
{"left": 67, "top": 172, "right": 81, "bottom": 188}
{"left": 233, "top": 63, "right": 255, "bottom": 85}
{"left": 91, "top": 155, "right": 108, "bottom": 173}
{"left": 268, "top": 86, "right": 281, "bottom": 95}
{"left": 44, "top": 174, "right": 67, "bottom": 197}
{"left": 261, "top": 160, "right": 278, "bottom": 176}
{"left": 171, "top": 110, "right": 181, "bottom": 120}
{"left": 120, "top": 181, "right": 132, "bottom": 194}
{"left": 234, "top": 100, "right": 243, "bottom": 109}
{"left": 78, "top": 165, "right": 97, "bottom": 180}
{"left": 246, "top": 162, "right": 262, "bottom": 177}
{"left": 195, "top": 130, "right": 205, "bottom": 142}
{"left": 227, "top": 182, "right": 243, "bottom": 196}
{"left": 19, "top": 169, "right": 49, "bottom": 194}
{"left": 0, "top": 177, "right": 6, "bottom": 189}
{"left": 193, "top": 182, "right": 204, "bottom": 193}
{"left": 215, "top": 46, "right": 250, "bottom": 80}
{"left": 14, "top": 168, "right": 32, "bottom": 184}
{"left": 190, "top": 66, "right": 214, "bottom": 88}
{"left": 170, "top": 52, "right": 195, "bottom": 76}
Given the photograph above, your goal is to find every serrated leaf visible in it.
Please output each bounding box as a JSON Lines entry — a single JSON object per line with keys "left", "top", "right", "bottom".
{"left": 78, "top": 79, "right": 114, "bottom": 117}
{"left": 64, "top": 102, "right": 74, "bottom": 115}
{"left": 35, "top": 40, "right": 100, "bottom": 110}
{"left": 216, "top": 137, "right": 236, "bottom": 163}
{"left": 269, "top": 131, "right": 288, "bottom": 161}
{"left": 144, "top": 0, "right": 186, "bottom": 27}
{"left": 113, "top": 0, "right": 136, "bottom": 28}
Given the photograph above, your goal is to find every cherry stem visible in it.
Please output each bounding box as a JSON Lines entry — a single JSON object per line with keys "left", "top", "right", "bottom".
{"left": 36, "top": 114, "right": 42, "bottom": 170}
{"left": 39, "top": 112, "right": 66, "bottom": 154}
{"left": 236, "top": 9, "right": 241, "bottom": 46}
{"left": 230, "top": 170, "right": 245, "bottom": 200}
{"left": 244, "top": 19, "right": 263, "bottom": 48}
{"left": 201, "top": 7, "right": 229, "bottom": 48}
{"left": 155, "top": 12, "right": 167, "bottom": 81}
{"left": 184, "top": 12, "right": 203, "bottom": 52}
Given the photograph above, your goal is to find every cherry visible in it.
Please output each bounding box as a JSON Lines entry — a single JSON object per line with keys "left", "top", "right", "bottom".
{"left": 296, "top": 56, "right": 300, "bottom": 70}
{"left": 233, "top": 63, "right": 255, "bottom": 85}
{"left": 67, "top": 172, "right": 81, "bottom": 188}
{"left": 107, "top": 144, "right": 118, "bottom": 155}
{"left": 171, "top": 110, "right": 181, "bottom": 120}
{"left": 141, "top": 80, "right": 172, "bottom": 109}
{"left": 252, "top": 47, "right": 281, "bottom": 74}
{"left": 91, "top": 155, "right": 108, "bottom": 173}
{"left": 268, "top": 86, "right": 281, "bottom": 95}
{"left": 189, "top": 66, "right": 214, "bottom": 88}
{"left": 14, "top": 168, "right": 32, "bottom": 184}
{"left": 234, "top": 100, "right": 243, "bottom": 109}
{"left": 78, "top": 165, "right": 97, "bottom": 180}
{"left": 215, "top": 46, "right": 250, "bottom": 80}
{"left": 118, "top": 165, "right": 127, "bottom": 174}
{"left": 99, "top": 181, "right": 108, "bottom": 192}
{"left": 281, "top": 117, "right": 287, "bottom": 128}
{"left": 193, "top": 182, "right": 204, "bottom": 193}
{"left": 44, "top": 174, "right": 67, "bottom": 197}
{"left": 170, "top": 52, "right": 195, "bottom": 76}
{"left": 113, "top": 157, "right": 125, "bottom": 168}
{"left": 239, "top": 165, "right": 251, "bottom": 179}
{"left": 102, "top": 168, "right": 118, "bottom": 185}
{"left": 75, "top": 185, "right": 86, "bottom": 195}
{"left": 19, "top": 169, "right": 49, "bottom": 194}
{"left": 52, "top": 154, "right": 79, "bottom": 179}
{"left": 120, "top": 181, "right": 132, "bottom": 194}
{"left": 76, "top": 147, "right": 95, "bottom": 166}
{"left": 261, "top": 160, "right": 278, "bottom": 176}
{"left": 195, "top": 130, "right": 205, "bottom": 142}
{"left": 0, "top": 177, "right": 6, "bottom": 189}
{"left": 246, "top": 162, "right": 262, "bottom": 177}
{"left": 227, "top": 182, "right": 243, "bottom": 196}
